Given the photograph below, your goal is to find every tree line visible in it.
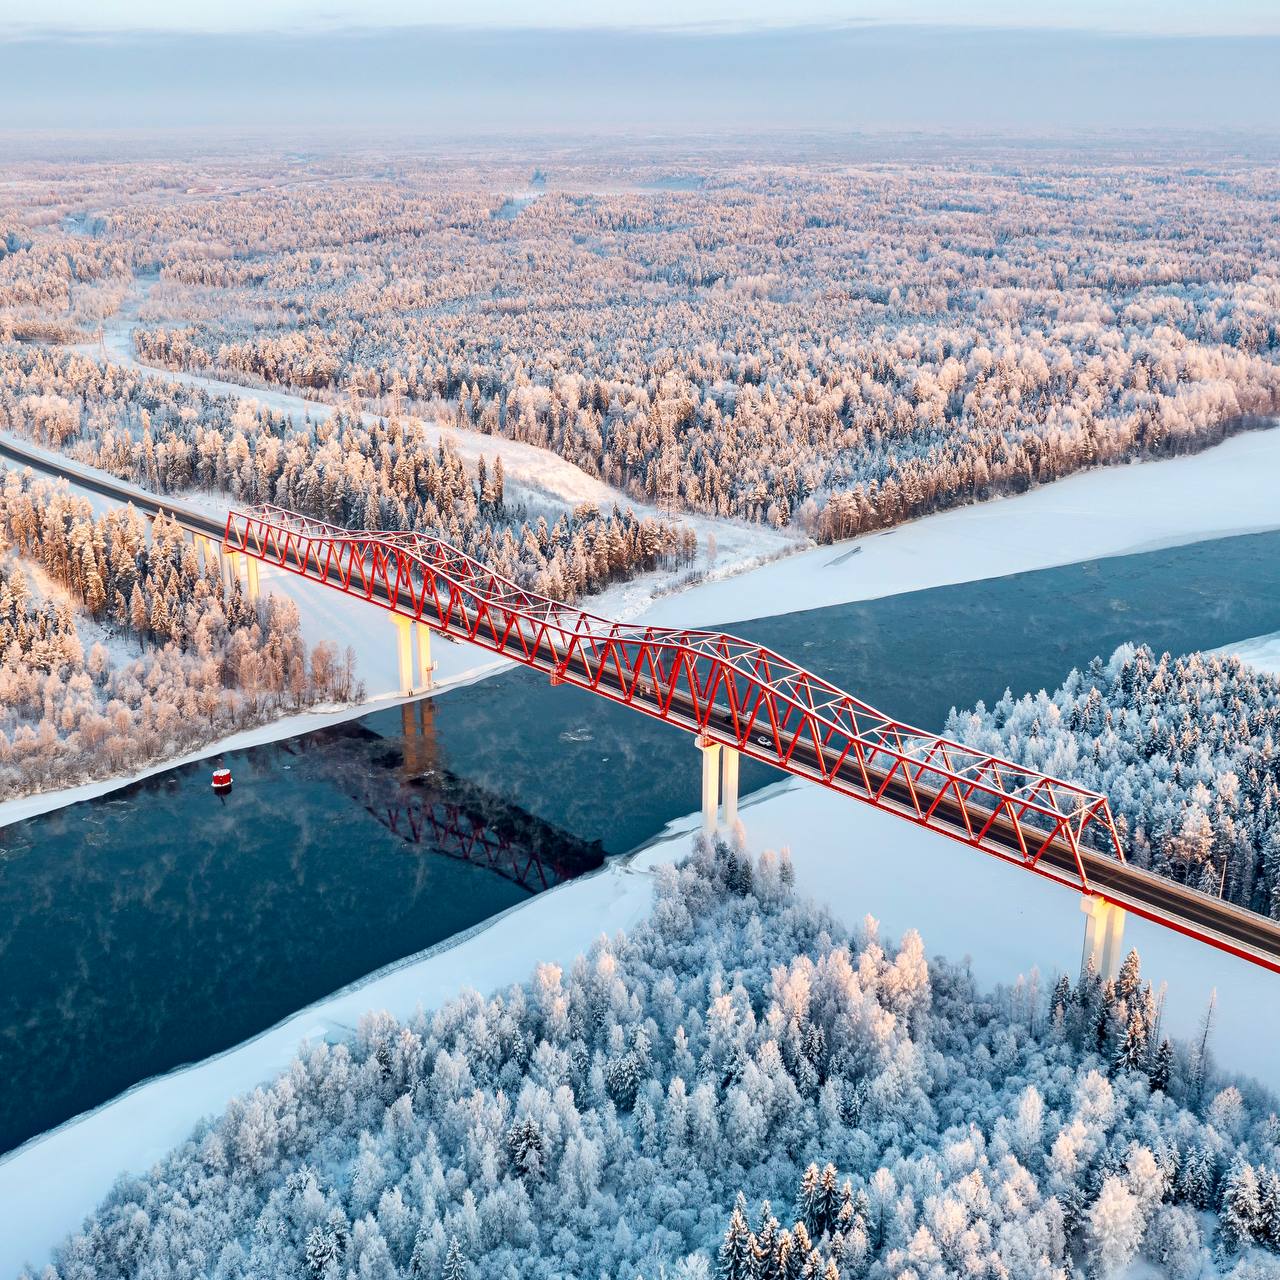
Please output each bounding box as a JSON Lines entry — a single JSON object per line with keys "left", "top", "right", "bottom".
{"left": 0, "top": 471, "right": 360, "bottom": 801}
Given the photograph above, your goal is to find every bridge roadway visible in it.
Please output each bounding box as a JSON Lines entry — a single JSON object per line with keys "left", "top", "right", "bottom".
{"left": 5, "top": 432, "right": 1280, "bottom": 973}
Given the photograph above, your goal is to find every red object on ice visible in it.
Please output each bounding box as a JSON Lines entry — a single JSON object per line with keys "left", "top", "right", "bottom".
{"left": 211, "top": 768, "right": 233, "bottom": 789}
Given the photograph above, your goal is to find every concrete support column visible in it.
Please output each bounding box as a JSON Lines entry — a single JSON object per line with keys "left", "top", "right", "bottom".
{"left": 416, "top": 623, "right": 437, "bottom": 691}
{"left": 209, "top": 538, "right": 224, "bottom": 575}
{"left": 1080, "top": 895, "right": 1127, "bottom": 980}
{"left": 223, "top": 549, "right": 242, "bottom": 594}
{"left": 195, "top": 534, "right": 220, "bottom": 575}
{"left": 699, "top": 737, "right": 721, "bottom": 838}
{"left": 393, "top": 615, "right": 414, "bottom": 696}
{"left": 1102, "top": 904, "right": 1127, "bottom": 980}
{"left": 244, "top": 555, "right": 260, "bottom": 603}
{"left": 721, "top": 745, "right": 740, "bottom": 830}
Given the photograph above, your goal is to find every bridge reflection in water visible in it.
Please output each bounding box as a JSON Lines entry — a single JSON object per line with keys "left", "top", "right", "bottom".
{"left": 280, "top": 697, "right": 604, "bottom": 895}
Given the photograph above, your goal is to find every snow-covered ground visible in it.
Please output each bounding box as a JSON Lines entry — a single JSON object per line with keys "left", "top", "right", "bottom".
{"left": 1216, "top": 630, "right": 1280, "bottom": 679}
{"left": 4, "top": 772, "right": 1276, "bottom": 1275}
{"left": 4, "top": 310, "right": 1279, "bottom": 1270}
{"left": 71, "top": 289, "right": 797, "bottom": 587}
{"left": 641, "top": 424, "right": 1280, "bottom": 628}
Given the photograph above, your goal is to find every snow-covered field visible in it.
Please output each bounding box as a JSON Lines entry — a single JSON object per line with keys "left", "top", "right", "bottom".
{"left": 5, "top": 772, "right": 1278, "bottom": 1275}
{"left": 641, "top": 424, "right": 1280, "bottom": 628}
{"left": 74, "top": 297, "right": 799, "bottom": 591}
{"left": 1217, "top": 630, "right": 1280, "bottom": 679}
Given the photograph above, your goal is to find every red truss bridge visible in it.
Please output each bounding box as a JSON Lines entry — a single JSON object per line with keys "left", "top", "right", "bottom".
{"left": 221, "top": 502, "right": 1280, "bottom": 978}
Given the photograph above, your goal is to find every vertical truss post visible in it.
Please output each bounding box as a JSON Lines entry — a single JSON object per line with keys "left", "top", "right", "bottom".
{"left": 721, "top": 745, "right": 740, "bottom": 831}
{"left": 699, "top": 736, "right": 721, "bottom": 838}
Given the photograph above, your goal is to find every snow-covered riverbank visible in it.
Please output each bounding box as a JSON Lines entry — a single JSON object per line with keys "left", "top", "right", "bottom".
{"left": 0, "top": 635, "right": 505, "bottom": 830}
{"left": 1217, "top": 630, "right": 1280, "bottom": 679}
{"left": 642, "top": 423, "right": 1280, "bottom": 628}
{"left": 6, "top": 768, "right": 1279, "bottom": 1275}
{"left": 4, "top": 415, "right": 1277, "bottom": 833}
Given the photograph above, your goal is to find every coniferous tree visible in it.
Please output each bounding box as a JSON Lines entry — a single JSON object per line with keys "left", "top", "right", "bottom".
{"left": 441, "top": 1235, "right": 467, "bottom": 1280}
{"left": 1148, "top": 1037, "right": 1173, "bottom": 1093}
{"left": 1219, "top": 1159, "right": 1263, "bottom": 1258}
{"left": 717, "top": 1201, "right": 759, "bottom": 1280}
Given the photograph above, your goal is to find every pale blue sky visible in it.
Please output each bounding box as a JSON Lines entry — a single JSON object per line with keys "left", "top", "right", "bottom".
{"left": 4, "top": 0, "right": 1278, "bottom": 35}
{"left": 2, "top": 10, "right": 1277, "bottom": 135}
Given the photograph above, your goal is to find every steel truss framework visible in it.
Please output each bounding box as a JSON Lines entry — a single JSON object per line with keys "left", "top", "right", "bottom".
{"left": 225, "top": 503, "right": 1127, "bottom": 895}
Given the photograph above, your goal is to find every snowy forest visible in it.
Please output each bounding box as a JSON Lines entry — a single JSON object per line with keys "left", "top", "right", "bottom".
{"left": 2, "top": 145, "right": 1276, "bottom": 541}
{"left": 25, "top": 840, "right": 1280, "bottom": 1280}
{"left": 0, "top": 471, "right": 359, "bottom": 799}
{"left": 0, "top": 346, "right": 694, "bottom": 604}
{"left": 946, "top": 646, "right": 1280, "bottom": 919}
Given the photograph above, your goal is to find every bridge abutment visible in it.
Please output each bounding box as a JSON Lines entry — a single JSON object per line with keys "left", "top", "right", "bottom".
{"left": 1080, "top": 894, "right": 1126, "bottom": 980}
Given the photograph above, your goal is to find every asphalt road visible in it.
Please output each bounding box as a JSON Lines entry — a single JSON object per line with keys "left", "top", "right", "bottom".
{"left": 7, "top": 432, "right": 1279, "bottom": 973}
{"left": 0, "top": 435, "right": 227, "bottom": 540}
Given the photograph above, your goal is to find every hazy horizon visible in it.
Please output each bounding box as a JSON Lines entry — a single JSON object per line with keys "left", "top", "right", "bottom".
{"left": 1, "top": 22, "right": 1277, "bottom": 137}
{"left": 8, "top": 0, "right": 1280, "bottom": 37}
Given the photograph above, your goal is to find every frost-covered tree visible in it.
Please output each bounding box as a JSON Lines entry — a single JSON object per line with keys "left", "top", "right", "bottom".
{"left": 26, "top": 835, "right": 1280, "bottom": 1280}
{"left": 947, "top": 644, "right": 1280, "bottom": 917}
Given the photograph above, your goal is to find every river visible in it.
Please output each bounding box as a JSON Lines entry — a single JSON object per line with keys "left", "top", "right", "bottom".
{"left": 3, "top": 528, "right": 1280, "bottom": 1154}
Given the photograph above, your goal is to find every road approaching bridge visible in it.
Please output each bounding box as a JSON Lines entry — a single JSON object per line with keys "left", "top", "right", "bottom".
{"left": 3, "top": 431, "right": 1277, "bottom": 980}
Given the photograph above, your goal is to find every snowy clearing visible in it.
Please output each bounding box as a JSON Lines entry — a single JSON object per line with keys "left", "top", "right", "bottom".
{"left": 1215, "top": 630, "right": 1280, "bottom": 679}
{"left": 641, "top": 424, "right": 1280, "bottom": 628}
{"left": 3, "top": 773, "right": 1277, "bottom": 1275}
{"left": 75, "top": 298, "right": 797, "bottom": 583}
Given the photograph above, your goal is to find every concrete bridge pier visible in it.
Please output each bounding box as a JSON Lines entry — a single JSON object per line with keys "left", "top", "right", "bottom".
{"left": 721, "top": 745, "right": 740, "bottom": 829}
{"left": 194, "top": 533, "right": 221, "bottom": 575}
{"left": 699, "top": 738, "right": 721, "bottom": 837}
{"left": 393, "top": 616, "right": 437, "bottom": 695}
{"left": 394, "top": 615, "right": 415, "bottom": 696}
{"left": 417, "top": 622, "right": 437, "bottom": 691}
{"left": 1080, "top": 894, "right": 1127, "bottom": 980}
{"left": 222, "top": 549, "right": 259, "bottom": 603}
{"left": 698, "top": 740, "right": 741, "bottom": 838}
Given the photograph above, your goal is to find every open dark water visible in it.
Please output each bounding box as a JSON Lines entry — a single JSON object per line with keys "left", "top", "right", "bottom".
{"left": 2, "top": 529, "right": 1280, "bottom": 1153}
